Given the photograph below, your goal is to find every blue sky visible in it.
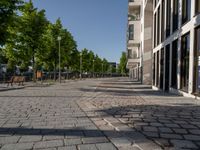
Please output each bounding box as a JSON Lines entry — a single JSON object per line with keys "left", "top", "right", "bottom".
{"left": 32, "top": 0, "right": 128, "bottom": 63}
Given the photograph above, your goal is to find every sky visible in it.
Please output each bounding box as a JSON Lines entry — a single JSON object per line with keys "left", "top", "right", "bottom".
{"left": 32, "top": 0, "right": 128, "bottom": 63}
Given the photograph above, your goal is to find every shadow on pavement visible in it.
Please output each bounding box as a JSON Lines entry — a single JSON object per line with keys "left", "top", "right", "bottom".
{"left": 94, "top": 104, "right": 200, "bottom": 149}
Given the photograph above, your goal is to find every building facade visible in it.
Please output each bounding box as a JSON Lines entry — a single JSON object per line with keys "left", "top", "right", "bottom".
{"left": 152, "top": 0, "right": 200, "bottom": 97}
{"left": 126, "top": 0, "right": 153, "bottom": 84}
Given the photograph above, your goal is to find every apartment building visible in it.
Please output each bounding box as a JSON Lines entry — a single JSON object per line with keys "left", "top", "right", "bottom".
{"left": 152, "top": 0, "right": 200, "bottom": 97}
{"left": 126, "top": 0, "right": 153, "bottom": 84}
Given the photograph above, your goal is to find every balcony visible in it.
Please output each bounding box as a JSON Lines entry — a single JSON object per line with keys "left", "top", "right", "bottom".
{"left": 126, "top": 58, "right": 140, "bottom": 69}
{"left": 129, "top": 0, "right": 141, "bottom": 8}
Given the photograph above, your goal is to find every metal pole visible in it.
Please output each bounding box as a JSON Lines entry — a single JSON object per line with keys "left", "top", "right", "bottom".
{"left": 80, "top": 53, "right": 82, "bottom": 79}
{"left": 93, "top": 60, "right": 94, "bottom": 78}
{"left": 59, "top": 39, "right": 61, "bottom": 83}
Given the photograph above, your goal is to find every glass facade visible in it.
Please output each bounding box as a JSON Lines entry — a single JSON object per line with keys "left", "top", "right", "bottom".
{"left": 182, "top": 0, "right": 191, "bottom": 24}
{"left": 194, "top": 27, "right": 200, "bottom": 94}
{"left": 128, "top": 24, "right": 134, "bottom": 40}
{"left": 171, "top": 40, "right": 178, "bottom": 88}
{"left": 153, "top": 53, "right": 156, "bottom": 85}
{"left": 181, "top": 33, "right": 190, "bottom": 92}
{"left": 166, "top": 0, "right": 171, "bottom": 37}
{"left": 165, "top": 45, "right": 170, "bottom": 91}
{"left": 161, "top": 0, "right": 165, "bottom": 42}
{"left": 173, "top": 0, "right": 178, "bottom": 31}
{"left": 156, "top": 51, "right": 159, "bottom": 87}
{"left": 157, "top": 6, "right": 160, "bottom": 45}
{"left": 196, "top": 0, "right": 200, "bottom": 14}
{"left": 160, "top": 48, "right": 164, "bottom": 89}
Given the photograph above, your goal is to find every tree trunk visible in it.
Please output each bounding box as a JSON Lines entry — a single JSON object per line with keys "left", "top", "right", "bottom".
{"left": 32, "top": 55, "right": 36, "bottom": 82}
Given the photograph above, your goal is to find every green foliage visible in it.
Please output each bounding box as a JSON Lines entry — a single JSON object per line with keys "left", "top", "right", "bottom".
{"left": 2, "top": 0, "right": 112, "bottom": 79}
{"left": 4, "top": 0, "right": 48, "bottom": 81}
{"left": 0, "top": 0, "right": 23, "bottom": 46}
{"left": 40, "top": 19, "right": 78, "bottom": 75}
{"left": 118, "top": 52, "right": 127, "bottom": 75}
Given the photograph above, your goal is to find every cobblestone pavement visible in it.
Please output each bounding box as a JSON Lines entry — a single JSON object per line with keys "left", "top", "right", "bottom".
{"left": 0, "top": 78, "right": 200, "bottom": 150}
{"left": 0, "top": 79, "right": 116, "bottom": 150}
{"left": 79, "top": 78, "right": 200, "bottom": 150}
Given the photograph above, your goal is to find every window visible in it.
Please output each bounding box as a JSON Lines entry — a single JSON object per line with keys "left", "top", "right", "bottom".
{"left": 193, "top": 27, "right": 200, "bottom": 93}
{"left": 173, "top": 0, "right": 178, "bottom": 31}
{"left": 165, "top": 45, "right": 170, "bottom": 91}
{"left": 196, "top": 0, "right": 200, "bottom": 15}
{"left": 171, "top": 40, "right": 178, "bottom": 88}
{"left": 160, "top": 48, "right": 164, "bottom": 89}
{"left": 157, "top": 6, "right": 160, "bottom": 45}
{"left": 156, "top": 51, "right": 160, "bottom": 87}
{"left": 182, "top": 0, "right": 191, "bottom": 24}
{"left": 128, "top": 49, "right": 132, "bottom": 59}
{"left": 129, "top": 25, "right": 134, "bottom": 40}
{"left": 181, "top": 33, "right": 190, "bottom": 92}
{"left": 161, "top": 0, "right": 165, "bottom": 42}
{"left": 166, "top": 0, "right": 171, "bottom": 37}
{"left": 154, "top": 13, "right": 157, "bottom": 47}
{"left": 153, "top": 53, "right": 156, "bottom": 85}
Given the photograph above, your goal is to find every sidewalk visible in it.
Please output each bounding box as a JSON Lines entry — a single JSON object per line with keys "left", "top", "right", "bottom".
{"left": 79, "top": 78, "right": 200, "bottom": 150}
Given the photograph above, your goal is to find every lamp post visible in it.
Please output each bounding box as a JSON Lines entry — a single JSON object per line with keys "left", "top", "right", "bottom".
{"left": 93, "top": 59, "right": 95, "bottom": 78}
{"left": 57, "top": 36, "right": 61, "bottom": 83}
{"left": 80, "top": 52, "right": 82, "bottom": 79}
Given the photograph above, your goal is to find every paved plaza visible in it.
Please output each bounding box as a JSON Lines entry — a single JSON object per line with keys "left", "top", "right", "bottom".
{"left": 0, "top": 78, "right": 200, "bottom": 150}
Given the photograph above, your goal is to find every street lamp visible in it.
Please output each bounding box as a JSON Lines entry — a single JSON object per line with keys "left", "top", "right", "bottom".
{"left": 93, "top": 59, "right": 95, "bottom": 78}
{"left": 80, "top": 52, "right": 82, "bottom": 79}
{"left": 57, "top": 36, "right": 61, "bottom": 83}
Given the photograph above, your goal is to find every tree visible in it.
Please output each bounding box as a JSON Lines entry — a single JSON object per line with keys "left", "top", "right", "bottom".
{"left": 118, "top": 52, "right": 127, "bottom": 75}
{"left": 41, "top": 19, "right": 77, "bottom": 80}
{"left": 0, "top": 0, "right": 23, "bottom": 46}
{"left": 4, "top": 1, "right": 48, "bottom": 81}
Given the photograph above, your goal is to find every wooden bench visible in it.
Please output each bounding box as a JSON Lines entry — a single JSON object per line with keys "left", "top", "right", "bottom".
{"left": 6, "top": 76, "right": 25, "bottom": 86}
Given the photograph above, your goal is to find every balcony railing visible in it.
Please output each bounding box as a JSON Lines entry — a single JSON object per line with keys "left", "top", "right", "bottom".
{"left": 128, "top": 14, "right": 140, "bottom": 21}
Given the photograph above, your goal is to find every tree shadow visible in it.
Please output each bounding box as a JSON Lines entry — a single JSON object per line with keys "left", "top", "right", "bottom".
{"left": 94, "top": 104, "right": 200, "bottom": 149}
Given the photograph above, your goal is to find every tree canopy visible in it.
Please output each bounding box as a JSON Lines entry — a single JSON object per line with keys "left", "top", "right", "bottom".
{"left": 1, "top": 0, "right": 112, "bottom": 79}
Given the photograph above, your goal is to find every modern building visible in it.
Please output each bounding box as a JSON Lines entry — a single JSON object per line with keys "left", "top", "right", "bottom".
{"left": 126, "top": 0, "right": 153, "bottom": 84}
{"left": 152, "top": 0, "right": 200, "bottom": 97}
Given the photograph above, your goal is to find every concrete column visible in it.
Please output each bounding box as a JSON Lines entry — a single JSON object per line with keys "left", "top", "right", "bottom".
{"left": 177, "top": 0, "right": 182, "bottom": 90}
{"left": 189, "top": 29, "right": 195, "bottom": 93}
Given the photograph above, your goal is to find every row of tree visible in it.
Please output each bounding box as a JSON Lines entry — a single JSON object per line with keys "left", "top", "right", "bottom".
{"left": 0, "top": 0, "right": 123, "bottom": 81}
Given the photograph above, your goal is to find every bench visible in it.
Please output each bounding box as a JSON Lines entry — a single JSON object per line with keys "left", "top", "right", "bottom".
{"left": 6, "top": 76, "right": 25, "bottom": 86}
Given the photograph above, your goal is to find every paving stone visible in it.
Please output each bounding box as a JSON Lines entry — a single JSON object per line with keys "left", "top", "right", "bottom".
{"left": 95, "top": 143, "right": 117, "bottom": 150}
{"left": 0, "top": 136, "right": 20, "bottom": 144}
{"left": 143, "top": 126, "right": 158, "bottom": 132}
{"left": 19, "top": 135, "right": 42, "bottom": 143}
{"left": 82, "top": 137, "right": 108, "bottom": 144}
{"left": 58, "top": 146, "right": 77, "bottom": 150}
{"left": 173, "top": 128, "right": 188, "bottom": 134}
{"left": 150, "top": 123, "right": 163, "bottom": 127}
{"left": 170, "top": 140, "right": 198, "bottom": 149}
{"left": 34, "top": 140, "right": 63, "bottom": 149}
{"left": 184, "top": 135, "right": 200, "bottom": 141}
{"left": 78, "top": 144, "right": 98, "bottom": 150}
{"left": 64, "top": 138, "right": 82, "bottom": 146}
{"left": 159, "top": 127, "right": 173, "bottom": 133}
{"left": 110, "top": 137, "right": 132, "bottom": 147}
{"left": 142, "top": 131, "right": 159, "bottom": 138}
{"left": 188, "top": 129, "right": 200, "bottom": 135}
{"left": 160, "top": 134, "right": 183, "bottom": 139}
{"left": 1, "top": 142, "right": 34, "bottom": 150}
{"left": 165, "top": 124, "right": 180, "bottom": 128}
{"left": 180, "top": 124, "right": 198, "bottom": 129}
{"left": 153, "top": 138, "right": 171, "bottom": 147}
